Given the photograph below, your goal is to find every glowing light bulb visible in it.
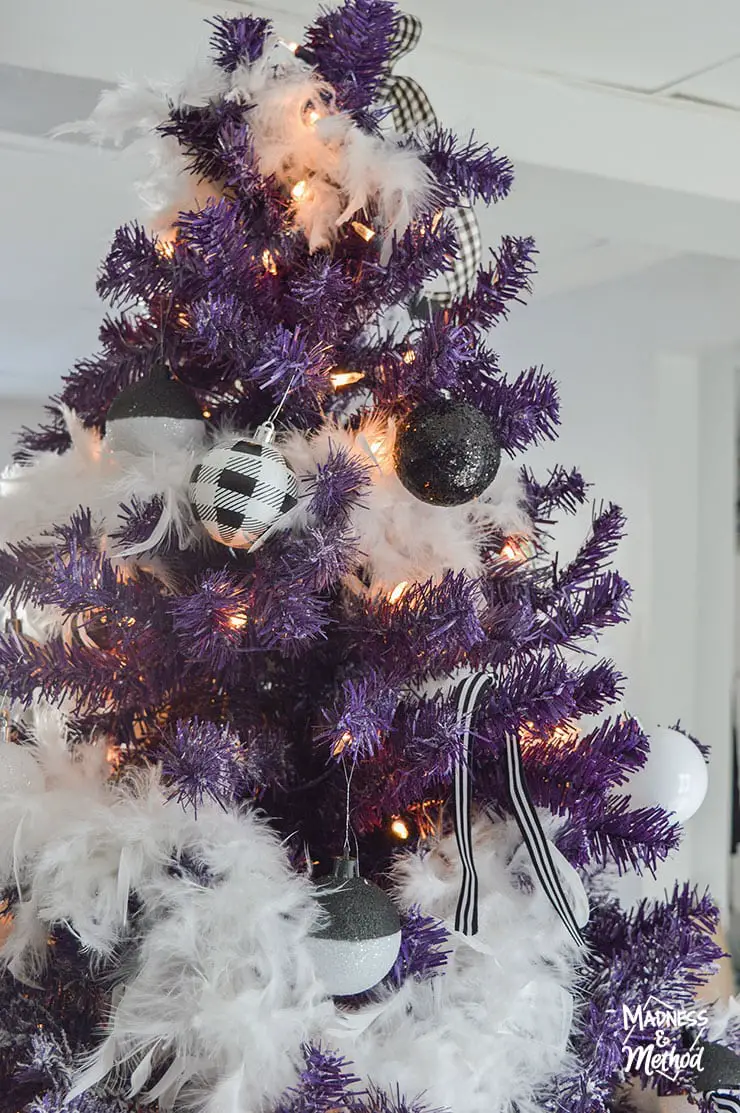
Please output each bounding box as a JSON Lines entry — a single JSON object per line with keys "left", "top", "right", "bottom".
{"left": 228, "top": 613, "right": 248, "bottom": 629}
{"left": 390, "top": 817, "right": 410, "bottom": 840}
{"left": 202, "top": 409, "right": 211, "bottom": 419}
{"left": 351, "top": 221, "right": 376, "bottom": 242}
{"left": 333, "top": 730, "right": 352, "bottom": 757}
{"left": 307, "top": 109, "right": 321, "bottom": 126}
{"left": 500, "top": 536, "right": 534, "bottom": 563}
{"left": 388, "top": 581, "right": 409, "bottom": 604}
{"left": 285, "top": 40, "right": 299, "bottom": 53}
{"left": 262, "top": 249, "right": 278, "bottom": 275}
{"left": 155, "top": 235, "right": 176, "bottom": 258}
{"left": 292, "top": 179, "right": 308, "bottom": 200}
{"left": 402, "top": 349, "right": 416, "bottom": 364}
{"left": 330, "top": 370, "right": 365, "bottom": 389}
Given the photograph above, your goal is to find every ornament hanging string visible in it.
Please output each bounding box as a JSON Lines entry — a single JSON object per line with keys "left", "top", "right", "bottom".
{"left": 451, "top": 674, "right": 586, "bottom": 947}
{"left": 341, "top": 754, "right": 359, "bottom": 860}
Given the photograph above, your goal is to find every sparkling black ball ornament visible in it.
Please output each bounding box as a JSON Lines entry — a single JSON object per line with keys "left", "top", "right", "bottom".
{"left": 393, "top": 398, "right": 501, "bottom": 506}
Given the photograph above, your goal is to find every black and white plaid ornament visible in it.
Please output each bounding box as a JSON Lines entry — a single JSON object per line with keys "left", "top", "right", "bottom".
{"left": 188, "top": 434, "right": 299, "bottom": 549}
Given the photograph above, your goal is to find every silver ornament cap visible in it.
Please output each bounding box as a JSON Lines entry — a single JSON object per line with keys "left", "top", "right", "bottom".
{"left": 307, "top": 856, "right": 402, "bottom": 997}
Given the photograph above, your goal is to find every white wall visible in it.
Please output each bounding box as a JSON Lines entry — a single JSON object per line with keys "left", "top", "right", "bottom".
{"left": 497, "top": 255, "right": 738, "bottom": 913}
{"left": 0, "top": 398, "right": 46, "bottom": 464}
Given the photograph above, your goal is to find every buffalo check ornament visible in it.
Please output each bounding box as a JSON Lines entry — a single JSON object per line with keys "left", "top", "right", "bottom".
{"left": 189, "top": 435, "right": 298, "bottom": 549}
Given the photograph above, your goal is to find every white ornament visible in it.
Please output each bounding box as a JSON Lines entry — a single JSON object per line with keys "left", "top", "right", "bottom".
{"left": 189, "top": 433, "right": 299, "bottom": 549}
{"left": 0, "top": 741, "right": 44, "bottom": 795}
{"left": 622, "top": 726, "right": 708, "bottom": 822}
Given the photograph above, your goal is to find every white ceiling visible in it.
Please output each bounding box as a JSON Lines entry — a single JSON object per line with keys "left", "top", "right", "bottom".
{"left": 3, "top": 0, "right": 740, "bottom": 398}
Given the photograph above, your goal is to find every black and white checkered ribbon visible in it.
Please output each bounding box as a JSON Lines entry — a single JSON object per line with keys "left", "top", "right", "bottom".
{"left": 710, "top": 1093, "right": 740, "bottom": 1113}
{"left": 452, "top": 674, "right": 586, "bottom": 947}
{"left": 377, "top": 13, "right": 482, "bottom": 309}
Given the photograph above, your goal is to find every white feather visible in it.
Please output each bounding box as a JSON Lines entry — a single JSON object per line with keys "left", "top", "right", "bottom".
{"left": 280, "top": 419, "right": 532, "bottom": 591}
{"left": 0, "top": 724, "right": 333, "bottom": 1111}
{"left": 331, "top": 816, "right": 580, "bottom": 1113}
{"left": 0, "top": 408, "right": 200, "bottom": 560}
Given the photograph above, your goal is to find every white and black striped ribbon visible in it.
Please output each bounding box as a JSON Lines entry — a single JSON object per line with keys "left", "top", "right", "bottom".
{"left": 710, "top": 1092, "right": 740, "bottom": 1113}
{"left": 453, "top": 673, "right": 493, "bottom": 934}
{"left": 451, "top": 674, "right": 586, "bottom": 947}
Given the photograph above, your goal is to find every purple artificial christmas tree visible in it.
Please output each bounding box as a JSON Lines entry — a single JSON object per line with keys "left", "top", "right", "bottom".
{"left": 0, "top": 4, "right": 733, "bottom": 1113}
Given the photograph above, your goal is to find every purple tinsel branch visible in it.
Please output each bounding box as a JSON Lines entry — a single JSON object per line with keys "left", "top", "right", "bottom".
{"left": 251, "top": 325, "right": 333, "bottom": 399}
{"left": 321, "top": 673, "right": 399, "bottom": 759}
{"left": 554, "top": 504, "right": 627, "bottom": 592}
{"left": 348, "top": 571, "right": 486, "bottom": 681}
{"left": 276, "top": 1044, "right": 363, "bottom": 1113}
{"left": 386, "top": 906, "right": 450, "bottom": 987}
{"left": 307, "top": 444, "right": 372, "bottom": 526}
{"left": 108, "top": 497, "right": 166, "bottom": 549}
{"left": 447, "top": 236, "right": 537, "bottom": 330}
{"left": 391, "top": 694, "right": 464, "bottom": 783}
{"left": 474, "top": 365, "right": 560, "bottom": 454}
{"left": 303, "top": 0, "right": 398, "bottom": 113}
{"left": 61, "top": 313, "right": 162, "bottom": 423}
{"left": 0, "top": 632, "right": 148, "bottom": 712}
{"left": 539, "top": 570, "right": 632, "bottom": 648}
{"left": 158, "top": 99, "right": 247, "bottom": 184}
{"left": 580, "top": 795, "right": 682, "bottom": 874}
{"left": 156, "top": 717, "right": 243, "bottom": 814}
{"left": 525, "top": 716, "right": 650, "bottom": 800}
{"left": 521, "top": 465, "right": 589, "bottom": 524}
{"left": 14, "top": 402, "right": 70, "bottom": 462}
{"left": 208, "top": 13, "right": 272, "bottom": 71}
{"left": 420, "top": 127, "right": 515, "bottom": 206}
{"left": 549, "top": 887, "right": 722, "bottom": 1113}
{"left": 190, "top": 293, "right": 252, "bottom": 362}
{"left": 248, "top": 539, "right": 332, "bottom": 654}
{"left": 168, "top": 570, "right": 250, "bottom": 674}
{"left": 96, "top": 222, "right": 170, "bottom": 307}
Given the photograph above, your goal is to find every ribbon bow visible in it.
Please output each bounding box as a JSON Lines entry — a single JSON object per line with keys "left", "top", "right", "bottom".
{"left": 377, "top": 13, "right": 483, "bottom": 311}
{"left": 451, "top": 673, "right": 587, "bottom": 947}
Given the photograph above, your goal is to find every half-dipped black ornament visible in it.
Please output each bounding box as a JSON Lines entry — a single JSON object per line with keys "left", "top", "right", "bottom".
{"left": 306, "top": 856, "right": 401, "bottom": 997}
{"left": 106, "top": 364, "right": 206, "bottom": 455}
{"left": 393, "top": 398, "right": 501, "bottom": 506}
{"left": 684, "top": 1031, "right": 740, "bottom": 1092}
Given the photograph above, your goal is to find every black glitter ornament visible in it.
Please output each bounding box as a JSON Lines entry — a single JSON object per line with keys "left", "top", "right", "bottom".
{"left": 683, "top": 1031, "right": 740, "bottom": 1092}
{"left": 306, "top": 856, "right": 401, "bottom": 997}
{"left": 106, "top": 364, "right": 206, "bottom": 455}
{"left": 393, "top": 398, "right": 501, "bottom": 506}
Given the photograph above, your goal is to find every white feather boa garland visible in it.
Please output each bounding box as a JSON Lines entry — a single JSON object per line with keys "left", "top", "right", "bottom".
{"left": 0, "top": 408, "right": 199, "bottom": 560}
{"left": 337, "top": 817, "right": 581, "bottom": 1113}
{"left": 0, "top": 712, "right": 333, "bottom": 1111}
{"left": 59, "top": 38, "right": 434, "bottom": 260}
{"left": 0, "top": 709, "right": 580, "bottom": 1113}
{"left": 280, "top": 418, "right": 532, "bottom": 591}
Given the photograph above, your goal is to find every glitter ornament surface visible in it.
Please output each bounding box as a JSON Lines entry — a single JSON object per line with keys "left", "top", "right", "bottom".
{"left": 106, "top": 364, "right": 206, "bottom": 455}
{"left": 394, "top": 399, "right": 501, "bottom": 505}
{"left": 307, "top": 856, "right": 401, "bottom": 996}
